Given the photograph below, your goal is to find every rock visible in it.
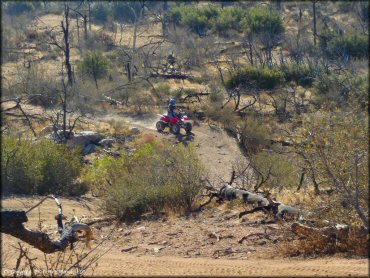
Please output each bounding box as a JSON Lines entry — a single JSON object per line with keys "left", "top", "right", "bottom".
{"left": 67, "top": 131, "right": 103, "bottom": 147}
{"left": 131, "top": 127, "right": 140, "bottom": 134}
{"left": 83, "top": 144, "right": 97, "bottom": 155}
{"left": 121, "top": 246, "right": 137, "bottom": 252}
{"left": 137, "top": 226, "right": 146, "bottom": 232}
{"left": 153, "top": 246, "right": 166, "bottom": 253}
{"left": 99, "top": 138, "right": 114, "bottom": 147}
{"left": 47, "top": 129, "right": 74, "bottom": 143}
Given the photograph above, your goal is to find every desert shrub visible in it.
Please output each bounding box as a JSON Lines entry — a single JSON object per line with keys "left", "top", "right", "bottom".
{"left": 244, "top": 5, "right": 284, "bottom": 50}
{"left": 209, "top": 90, "right": 224, "bottom": 103}
{"left": 170, "top": 5, "right": 249, "bottom": 37}
{"left": 358, "top": 1, "right": 369, "bottom": 25}
{"left": 169, "top": 5, "right": 219, "bottom": 36}
{"left": 1, "top": 26, "right": 22, "bottom": 62}
{"left": 154, "top": 83, "right": 171, "bottom": 99}
{"left": 205, "top": 104, "right": 237, "bottom": 130}
{"left": 297, "top": 112, "right": 368, "bottom": 228}
{"left": 130, "top": 93, "right": 154, "bottom": 114}
{"left": 77, "top": 52, "right": 108, "bottom": 82}
{"left": 245, "top": 6, "right": 284, "bottom": 36}
{"left": 82, "top": 143, "right": 203, "bottom": 221}
{"left": 225, "top": 66, "right": 285, "bottom": 90}
{"left": 281, "top": 63, "right": 315, "bottom": 87}
{"left": 181, "top": 7, "right": 215, "bottom": 37}
{"left": 237, "top": 114, "right": 271, "bottom": 153}
{"left": 327, "top": 34, "right": 368, "bottom": 59}
{"left": 83, "top": 31, "right": 115, "bottom": 51}
{"left": 91, "top": 3, "right": 110, "bottom": 23}
{"left": 337, "top": 1, "right": 355, "bottom": 13}
{"left": 249, "top": 151, "right": 297, "bottom": 191}
{"left": 312, "top": 72, "right": 368, "bottom": 109}
{"left": 43, "top": 49, "right": 60, "bottom": 60}
{"left": 212, "top": 6, "right": 246, "bottom": 35}
{"left": 1, "top": 136, "right": 85, "bottom": 196}
{"left": 279, "top": 226, "right": 368, "bottom": 257}
{"left": 6, "top": 65, "right": 58, "bottom": 108}
{"left": 6, "top": 2, "right": 34, "bottom": 15}
{"left": 112, "top": 1, "right": 142, "bottom": 23}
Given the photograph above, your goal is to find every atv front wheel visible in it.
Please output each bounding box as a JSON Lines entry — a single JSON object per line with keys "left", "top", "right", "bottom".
{"left": 184, "top": 122, "right": 192, "bottom": 133}
{"left": 156, "top": 121, "right": 166, "bottom": 132}
{"left": 171, "top": 123, "right": 180, "bottom": 134}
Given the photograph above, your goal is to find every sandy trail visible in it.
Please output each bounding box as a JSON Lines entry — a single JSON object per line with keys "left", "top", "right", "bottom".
{"left": 86, "top": 253, "right": 368, "bottom": 276}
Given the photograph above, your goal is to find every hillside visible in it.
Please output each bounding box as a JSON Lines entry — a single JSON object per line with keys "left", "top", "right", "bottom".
{"left": 1, "top": 1, "right": 369, "bottom": 277}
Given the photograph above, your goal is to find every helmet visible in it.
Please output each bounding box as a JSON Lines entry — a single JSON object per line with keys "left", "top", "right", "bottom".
{"left": 169, "top": 98, "right": 176, "bottom": 106}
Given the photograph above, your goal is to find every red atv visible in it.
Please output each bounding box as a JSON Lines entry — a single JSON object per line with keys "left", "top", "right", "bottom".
{"left": 156, "top": 112, "right": 192, "bottom": 134}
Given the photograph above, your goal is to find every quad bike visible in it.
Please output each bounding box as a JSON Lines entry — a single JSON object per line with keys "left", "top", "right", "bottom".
{"left": 156, "top": 111, "right": 192, "bottom": 134}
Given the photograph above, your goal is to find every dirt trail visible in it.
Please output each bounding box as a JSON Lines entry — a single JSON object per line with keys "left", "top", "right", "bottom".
{"left": 87, "top": 253, "right": 368, "bottom": 276}
{"left": 98, "top": 111, "right": 243, "bottom": 183}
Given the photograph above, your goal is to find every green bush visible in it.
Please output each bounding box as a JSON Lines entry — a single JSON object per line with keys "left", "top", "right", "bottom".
{"left": 83, "top": 31, "right": 115, "bottom": 52}
{"left": 313, "top": 72, "right": 368, "bottom": 109}
{"left": 281, "top": 63, "right": 315, "bottom": 87}
{"left": 327, "top": 34, "right": 368, "bottom": 59}
{"left": 169, "top": 5, "right": 249, "bottom": 37}
{"left": 112, "top": 1, "right": 142, "bottom": 23}
{"left": 250, "top": 151, "right": 296, "bottom": 191}
{"left": 237, "top": 114, "right": 271, "bottom": 153}
{"left": 82, "top": 143, "right": 203, "bottom": 221}
{"left": 225, "top": 66, "right": 285, "bottom": 90}
{"left": 244, "top": 6, "right": 284, "bottom": 39}
{"left": 77, "top": 52, "right": 108, "bottom": 81}
{"left": 212, "top": 6, "right": 246, "bottom": 35}
{"left": 6, "top": 2, "right": 34, "bottom": 15}
{"left": 91, "top": 3, "right": 110, "bottom": 23}
{"left": 1, "top": 136, "right": 85, "bottom": 196}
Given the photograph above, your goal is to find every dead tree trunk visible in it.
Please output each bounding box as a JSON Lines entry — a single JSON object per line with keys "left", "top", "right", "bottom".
{"left": 1, "top": 196, "right": 92, "bottom": 254}
{"left": 162, "top": 0, "right": 169, "bottom": 37}
{"left": 88, "top": 0, "right": 91, "bottom": 31}
{"left": 83, "top": 13, "right": 88, "bottom": 41}
{"left": 76, "top": 13, "right": 80, "bottom": 43}
{"left": 61, "top": 3, "right": 73, "bottom": 85}
{"left": 313, "top": 1, "right": 317, "bottom": 47}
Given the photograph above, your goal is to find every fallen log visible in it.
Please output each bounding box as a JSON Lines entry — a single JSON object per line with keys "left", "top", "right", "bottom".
{"left": 150, "top": 72, "right": 194, "bottom": 79}
{"left": 199, "top": 183, "right": 302, "bottom": 221}
{"left": 179, "top": 92, "right": 210, "bottom": 103}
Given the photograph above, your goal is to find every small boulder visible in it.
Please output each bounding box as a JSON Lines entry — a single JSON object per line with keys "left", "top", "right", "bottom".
{"left": 137, "top": 226, "right": 146, "bottom": 232}
{"left": 83, "top": 143, "right": 97, "bottom": 155}
{"left": 131, "top": 127, "right": 140, "bottom": 134}
{"left": 67, "top": 131, "right": 103, "bottom": 147}
{"left": 98, "top": 138, "right": 114, "bottom": 147}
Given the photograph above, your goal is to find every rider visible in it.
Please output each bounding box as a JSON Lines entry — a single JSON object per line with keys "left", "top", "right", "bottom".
{"left": 167, "top": 98, "right": 178, "bottom": 118}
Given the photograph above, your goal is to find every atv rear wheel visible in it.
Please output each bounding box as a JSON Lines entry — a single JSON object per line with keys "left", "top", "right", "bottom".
{"left": 184, "top": 122, "right": 192, "bottom": 133}
{"left": 156, "top": 121, "right": 166, "bottom": 132}
{"left": 171, "top": 123, "right": 180, "bottom": 134}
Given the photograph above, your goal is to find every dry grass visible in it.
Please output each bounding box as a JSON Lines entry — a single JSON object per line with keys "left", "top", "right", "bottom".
{"left": 278, "top": 227, "right": 369, "bottom": 258}
{"left": 135, "top": 132, "right": 157, "bottom": 145}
